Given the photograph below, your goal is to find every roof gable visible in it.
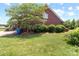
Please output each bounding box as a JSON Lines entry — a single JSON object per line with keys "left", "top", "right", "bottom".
{"left": 44, "top": 4, "right": 64, "bottom": 24}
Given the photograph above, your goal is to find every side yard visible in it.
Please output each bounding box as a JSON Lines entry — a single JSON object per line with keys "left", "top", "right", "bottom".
{"left": 0, "top": 32, "right": 79, "bottom": 56}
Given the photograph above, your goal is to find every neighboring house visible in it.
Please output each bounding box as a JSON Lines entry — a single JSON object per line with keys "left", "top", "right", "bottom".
{"left": 43, "top": 5, "right": 64, "bottom": 25}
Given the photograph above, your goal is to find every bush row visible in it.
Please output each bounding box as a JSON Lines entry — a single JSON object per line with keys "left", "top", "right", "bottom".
{"left": 32, "top": 24, "right": 65, "bottom": 33}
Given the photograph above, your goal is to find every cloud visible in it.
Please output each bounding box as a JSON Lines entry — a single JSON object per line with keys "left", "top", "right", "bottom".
{"left": 0, "top": 17, "right": 2, "bottom": 20}
{"left": 18, "top": 0, "right": 35, "bottom": 3}
{"left": 53, "top": 9, "right": 64, "bottom": 16}
{"left": 76, "top": 6, "right": 79, "bottom": 10}
{"left": 5, "top": 3, "right": 11, "bottom": 6}
{"left": 62, "top": 7, "right": 65, "bottom": 10}
{"left": 67, "top": 12, "right": 75, "bottom": 16}
{"left": 68, "top": 7, "right": 73, "bottom": 10}
{"left": 47, "top": 3, "right": 51, "bottom": 5}
{"left": 60, "top": 3, "right": 64, "bottom": 5}
{"left": 0, "top": 17, "right": 3, "bottom": 24}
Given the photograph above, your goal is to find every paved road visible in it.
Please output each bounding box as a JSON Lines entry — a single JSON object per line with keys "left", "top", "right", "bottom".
{"left": 0, "top": 31, "right": 16, "bottom": 36}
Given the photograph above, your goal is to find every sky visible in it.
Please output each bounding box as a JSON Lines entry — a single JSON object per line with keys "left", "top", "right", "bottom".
{"left": 0, "top": 3, "right": 79, "bottom": 24}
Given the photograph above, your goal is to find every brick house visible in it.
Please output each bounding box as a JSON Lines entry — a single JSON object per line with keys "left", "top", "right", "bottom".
{"left": 43, "top": 5, "right": 64, "bottom": 25}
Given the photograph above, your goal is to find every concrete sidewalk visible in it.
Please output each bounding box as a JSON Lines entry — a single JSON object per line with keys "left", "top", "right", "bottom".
{"left": 0, "top": 31, "right": 16, "bottom": 36}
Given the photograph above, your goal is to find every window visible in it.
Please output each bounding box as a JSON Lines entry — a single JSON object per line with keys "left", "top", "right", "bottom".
{"left": 43, "top": 12, "right": 48, "bottom": 19}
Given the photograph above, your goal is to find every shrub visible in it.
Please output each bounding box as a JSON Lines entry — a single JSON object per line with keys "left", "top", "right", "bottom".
{"left": 48, "top": 25, "right": 55, "bottom": 33}
{"left": 41, "top": 25, "right": 48, "bottom": 32}
{"left": 33, "top": 24, "right": 47, "bottom": 33}
{"left": 55, "top": 25, "right": 65, "bottom": 33}
{"left": 67, "top": 28, "right": 79, "bottom": 46}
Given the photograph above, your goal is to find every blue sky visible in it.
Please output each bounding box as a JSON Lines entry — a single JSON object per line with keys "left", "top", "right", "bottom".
{"left": 0, "top": 3, "right": 79, "bottom": 24}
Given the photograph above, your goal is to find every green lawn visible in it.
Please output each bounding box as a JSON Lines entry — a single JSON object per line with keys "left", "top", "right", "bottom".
{"left": 0, "top": 32, "right": 79, "bottom": 56}
{"left": 0, "top": 28, "right": 5, "bottom": 31}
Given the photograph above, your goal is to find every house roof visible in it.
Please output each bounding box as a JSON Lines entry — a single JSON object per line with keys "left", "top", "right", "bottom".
{"left": 45, "top": 4, "right": 64, "bottom": 23}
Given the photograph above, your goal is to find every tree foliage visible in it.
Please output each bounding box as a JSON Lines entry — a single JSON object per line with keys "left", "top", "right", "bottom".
{"left": 6, "top": 3, "right": 47, "bottom": 29}
{"left": 64, "top": 20, "right": 71, "bottom": 29}
{"left": 64, "top": 19, "right": 77, "bottom": 29}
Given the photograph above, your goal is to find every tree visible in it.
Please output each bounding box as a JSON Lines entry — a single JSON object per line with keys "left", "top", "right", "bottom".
{"left": 63, "top": 20, "right": 71, "bottom": 29}
{"left": 6, "top": 3, "right": 47, "bottom": 30}
{"left": 75, "top": 19, "right": 79, "bottom": 27}
{"left": 64, "top": 19, "right": 76, "bottom": 29}
{"left": 70, "top": 19, "right": 76, "bottom": 29}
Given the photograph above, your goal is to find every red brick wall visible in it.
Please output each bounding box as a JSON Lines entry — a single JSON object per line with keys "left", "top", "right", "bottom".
{"left": 45, "top": 8, "right": 63, "bottom": 25}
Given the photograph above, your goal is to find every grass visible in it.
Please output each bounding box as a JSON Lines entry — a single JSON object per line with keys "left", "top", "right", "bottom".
{"left": 0, "top": 28, "right": 5, "bottom": 31}
{"left": 0, "top": 32, "right": 79, "bottom": 56}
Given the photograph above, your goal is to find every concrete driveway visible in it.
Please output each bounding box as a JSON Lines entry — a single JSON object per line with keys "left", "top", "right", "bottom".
{"left": 0, "top": 31, "right": 16, "bottom": 36}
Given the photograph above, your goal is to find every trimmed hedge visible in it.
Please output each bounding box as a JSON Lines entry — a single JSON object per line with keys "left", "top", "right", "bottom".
{"left": 32, "top": 24, "right": 65, "bottom": 33}
{"left": 21, "top": 24, "right": 65, "bottom": 33}
{"left": 55, "top": 25, "right": 65, "bottom": 33}
{"left": 48, "top": 25, "right": 55, "bottom": 33}
{"left": 33, "top": 24, "right": 47, "bottom": 33}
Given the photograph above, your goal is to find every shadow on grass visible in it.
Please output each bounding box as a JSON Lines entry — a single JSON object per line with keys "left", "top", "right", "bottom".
{"left": 0, "top": 33, "right": 43, "bottom": 40}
